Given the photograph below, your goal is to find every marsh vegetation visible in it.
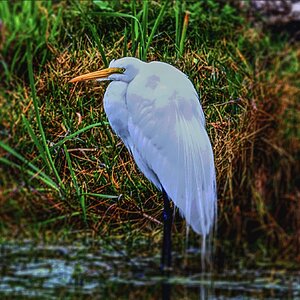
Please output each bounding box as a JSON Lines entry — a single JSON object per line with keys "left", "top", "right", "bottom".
{"left": 0, "top": 0, "right": 299, "bottom": 277}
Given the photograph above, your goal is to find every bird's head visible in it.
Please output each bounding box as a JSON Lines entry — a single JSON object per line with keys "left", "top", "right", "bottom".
{"left": 69, "top": 57, "right": 142, "bottom": 83}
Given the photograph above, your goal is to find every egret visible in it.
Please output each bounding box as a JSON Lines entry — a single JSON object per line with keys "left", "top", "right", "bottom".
{"left": 70, "top": 57, "right": 217, "bottom": 270}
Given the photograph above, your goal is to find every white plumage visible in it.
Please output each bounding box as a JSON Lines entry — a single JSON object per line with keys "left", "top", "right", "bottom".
{"left": 102, "top": 57, "right": 217, "bottom": 236}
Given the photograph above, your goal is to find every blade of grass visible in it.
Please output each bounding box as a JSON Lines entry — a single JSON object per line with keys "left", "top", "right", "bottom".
{"left": 174, "top": 0, "right": 183, "bottom": 51}
{"left": 27, "top": 41, "right": 65, "bottom": 191}
{"left": 49, "top": 7, "right": 63, "bottom": 40}
{"left": 53, "top": 122, "right": 103, "bottom": 148}
{"left": 179, "top": 11, "right": 190, "bottom": 57}
{"left": 142, "top": 0, "right": 148, "bottom": 45}
{"left": 93, "top": 12, "right": 145, "bottom": 59}
{"left": 85, "top": 21, "right": 108, "bottom": 67}
{"left": 64, "top": 144, "right": 87, "bottom": 223}
{"left": 74, "top": 0, "right": 108, "bottom": 66}
{"left": 22, "top": 114, "right": 51, "bottom": 171}
{"left": 81, "top": 193, "right": 119, "bottom": 199}
{"left": 145, "top": 1, "right": 168, "bottom": 56}
{"left": 0, "top": 140, "right": 59, "bottom": 191}
{"left": 39, "top": 212, "right": 81, "bottom": 225}
{"left": 0, "top": 157, "right": 59, "bottom": 191}
{"left": 131, "top": 0, "right": 138, "bottom": 55}
{"left": 123, "top": 26, "right": 128, "bottom": 57}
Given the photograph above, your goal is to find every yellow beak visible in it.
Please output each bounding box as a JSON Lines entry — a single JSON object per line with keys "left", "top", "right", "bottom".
{"left": 69, "top": 67, "right": 124, "bottom": 83}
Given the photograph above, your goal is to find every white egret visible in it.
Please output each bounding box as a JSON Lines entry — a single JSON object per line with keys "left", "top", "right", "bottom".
{"left": 70, "top": 57, "right": 217, "bottom": 270}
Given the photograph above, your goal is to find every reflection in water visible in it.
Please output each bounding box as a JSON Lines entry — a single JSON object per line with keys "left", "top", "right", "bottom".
{"left": 162, "top": 280, "right": 171, "bottom": 300}
{"left": 0, "top": 241, "right": 299, "bottom": 299}
{"left": 161, "top": 268, "right": 214, "bottom": 300}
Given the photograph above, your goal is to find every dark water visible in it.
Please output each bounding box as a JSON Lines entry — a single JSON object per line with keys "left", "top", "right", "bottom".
{"left": 0, "top": 241, "right": 299, "bottom": 299}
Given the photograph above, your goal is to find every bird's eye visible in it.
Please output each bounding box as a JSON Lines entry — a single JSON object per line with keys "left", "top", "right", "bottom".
{"left": 120, "top": 68, "right": 126, "bottom": 73}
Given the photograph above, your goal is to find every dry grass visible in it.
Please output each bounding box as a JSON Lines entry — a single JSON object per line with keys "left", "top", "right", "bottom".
{"left": 0, "top": 0, "right": 299, "bottom": 265}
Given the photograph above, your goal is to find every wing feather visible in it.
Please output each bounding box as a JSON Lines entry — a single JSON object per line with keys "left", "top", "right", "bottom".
{"left": 104, "top": 81, "right": 161, "bottom": 188}
{"left": 125, "top": 64, "right": 217, "bottom": 235}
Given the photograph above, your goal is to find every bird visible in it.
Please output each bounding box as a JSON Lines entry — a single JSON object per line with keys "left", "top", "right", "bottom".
{"left": 69, "top": 57, "right": 217, "bottom": 270}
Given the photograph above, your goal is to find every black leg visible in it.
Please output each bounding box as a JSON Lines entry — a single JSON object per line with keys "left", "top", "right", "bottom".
{"left": 162, "top": 281, "right": 171, "bottom": 300}
{"left": 161, "top": 188, "right": 172, "bottom": 272}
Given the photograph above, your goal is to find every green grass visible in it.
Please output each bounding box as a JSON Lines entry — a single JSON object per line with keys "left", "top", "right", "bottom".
{"left": 0, "top": 0, "right": 299, "bottom": 265}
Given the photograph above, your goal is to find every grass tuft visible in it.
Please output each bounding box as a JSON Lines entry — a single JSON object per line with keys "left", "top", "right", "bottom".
{"left": 0, "top": 0, "right": 299, "bottom": 265}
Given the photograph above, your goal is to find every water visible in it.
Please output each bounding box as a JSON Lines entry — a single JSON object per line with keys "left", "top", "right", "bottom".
{"left": 0, "top": 241, "right": 299, "bottom": 299}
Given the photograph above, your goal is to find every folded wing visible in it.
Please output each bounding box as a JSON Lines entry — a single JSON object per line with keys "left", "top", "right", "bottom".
{"left": 126, "top": 66, "right": 217, "bottom": 236}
